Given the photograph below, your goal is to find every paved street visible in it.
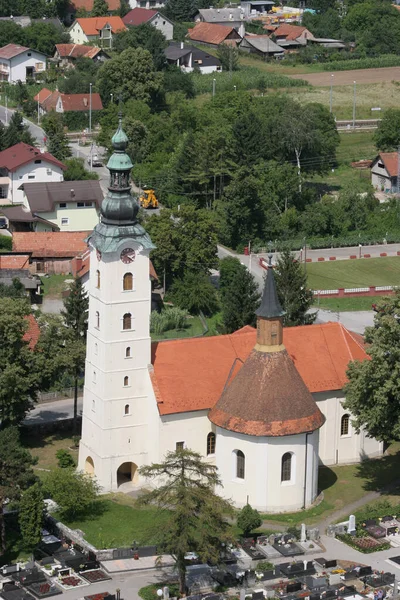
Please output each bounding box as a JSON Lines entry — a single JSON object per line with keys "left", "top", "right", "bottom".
{"left": 0, "top": 105, "right": 45, "bottom": 144}
{"left": 24, "top": 396, "right": 83, "bottom": 424}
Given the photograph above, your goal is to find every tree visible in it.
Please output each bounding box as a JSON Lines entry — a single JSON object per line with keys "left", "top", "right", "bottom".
{"left": 19, "top": 483, "right": 45, "bottom": 550}
{"left": 0, "top": 278, "right": 26, "bottom": 298}
{"left": 343, "top": 1, "right": 400, "bottom": 55}
{"left": 343, "top": 291, "right": 400, "bottom": 442}
{"left": 42, "top": 112, "right": 71, "bottom": 161}
{"left": 44, "top": 468, "right": 99, "bottom": 520}
{"left": 274, "top": 249, "right": 316, "bottom": 326}
{"left": 219, "top": 257, "right": 260, "bottom": 333}
{"left": 171, "top": 271, "right": 218, "bottom": 315}
{"left": 0, "top": 298, "right": 42, "bottom": 427}
{"left": 61, "top": 279, "right": 88, "bottom": 433}
{"left": 113, "top": 23, "right": 167, "bottom": 70}
{"left": 0, "top": 427, "right": 37, "bottom": 554}
{"left": 4, "top": 111, "right": 35, "bottom": 149}
{"left": 23, "top": 22, "right": 71, "bottom": 55}
{"left": 138, "top": 449, "right": 233, "bottom": 594}
{"left": 237, "top": 503, "right": 262, "bottom": 537}
{"left": 91, "top": 0, "right": 108, "bottom": 16}
{"left": 374, "top": 109, "right": 400, "bottom": 151}
{"left": 217, "top": 43, "right": 239, "bottom": 72}
{"left": 164, "top": 0, "right": 196, "bottom": 21}
{"left": 97, "top": 47, "right": 163, "bottom": 106}
{"left": 63, "top": 158, "right": 98, "bottom": 181}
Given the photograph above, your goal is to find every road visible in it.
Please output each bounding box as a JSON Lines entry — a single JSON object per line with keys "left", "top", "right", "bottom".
{"left": 24, "top": 396, "right": 83, "bottom": 424}
{"left": 0, "top": 105, "right": 45, "bottom": 144}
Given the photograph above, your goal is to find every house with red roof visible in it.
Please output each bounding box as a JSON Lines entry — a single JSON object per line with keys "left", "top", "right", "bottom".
{"left": 54, "top": 44, "right": 110, "bottom": 68}
{"left": 122, "top": 8, "right": 173, "bottom": 40}
{"left": 0, "top": 44, "right": 47, "bottom": 83}
{"left": 187, "top": 22, "right": 242, "bottom": 47}
{"left": 69, "top": 16, "right": 127, "bottom": 48}
{"left": 371, "top": 152, "right": 398, "bottom": 193}
{"left": 0, "top": 142, "right": 66, "bottom": 206}
{"left": 34, "top": 89, "right": 103, "bottom": 116}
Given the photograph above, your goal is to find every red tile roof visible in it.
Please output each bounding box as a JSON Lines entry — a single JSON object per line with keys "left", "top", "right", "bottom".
{"left": 69, "top": 0, "right": 120, "bottom": 10}
{"left": 272, "top": 24, "right": 311, "bottom": 40}
{"left": 24, "top": 314, "right": 40, "bottom": 349}
{"left": 12, "top": 231, "right": 89, "bottom": 258}
{"left": 75, "top": 16, "right": 127, "bottom": 35}
{"left": 123, "top": 8, "right": 157, "bottom": 25}
{"left": 0, "top": 43, "right": 30, "bottom": 59}
{"left": 152, "top": 322, "right": 367, "bottom": 416}
{"left": 0, "top": 254, "right": 30, "bottom": 269}
{"left": 39, "top": 90, "right": 103, "bottom": 112}
{"left": 0, "top": 142, "right": 66, "bottom": 173}
{"left": 33, "top": 88, "right": 53, "bottom": 103}
{"left": 375, "top": 152, "right": 398, "bottom": 177}
{"left": 55, "top": 43, "right": 103, "bottom": 59}
{"left": 187, "top": 22, "right": 240, "bottom": 45}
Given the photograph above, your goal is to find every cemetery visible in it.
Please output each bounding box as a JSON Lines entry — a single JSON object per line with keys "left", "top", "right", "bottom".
{"left": 332, "top": 511, "right": 400, "bottom": 554}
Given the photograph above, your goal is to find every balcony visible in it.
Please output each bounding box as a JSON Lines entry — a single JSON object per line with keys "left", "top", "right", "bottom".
{"left": 0, "top": 64, "right": 9, "bottom": 74}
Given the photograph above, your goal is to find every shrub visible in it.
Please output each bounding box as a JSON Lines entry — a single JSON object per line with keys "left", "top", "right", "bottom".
{"left": 237, "top": 504, "right": 263, "bottom": 537}
{"left": 139, "top": 583, "right": 180, "bottom": 600}
{"left": 170, "top": 272, "right": 219, "bottom": 316}
{"left": 256, "top": 561, "right": 274, "bottom": 572}
{"left": 56, "top": 449, "right": 76, "bottom": 469}
{"left": 0, "top": 236, "right": 12, "bottom": 251}
{"left": 150, "top": 306, "right": 189, "bottom": 335}
{"left": 323, "top": 55, "right": 400, "bottom": 72}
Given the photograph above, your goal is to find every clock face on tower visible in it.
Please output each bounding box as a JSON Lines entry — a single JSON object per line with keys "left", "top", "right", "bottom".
{"left": 120, "top": 248, "right": 136, "bottom": 264}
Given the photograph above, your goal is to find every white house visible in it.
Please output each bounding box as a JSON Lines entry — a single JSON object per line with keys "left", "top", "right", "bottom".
{"left": 0, "top": 44, "right": 47, "bottom": 83}
{"left": 165, "top": 42, "right": 222, "bottom": 73}
{"left": 127, "top": 0, "right": 165, "bottom": 11}
{"left": 371, "top": 152, "right": 398, "bottom": 193}
{"left": 68, "top": 17, "right": 127, "bottom": 48}
{"left": 0, "top": 143, "right": 65, "bottom": 206}
{"left": 78, "top": 117, "right": 383, "bottom": 513}
{"left": 122, "top": 8, "right": 173, "bottom": 40}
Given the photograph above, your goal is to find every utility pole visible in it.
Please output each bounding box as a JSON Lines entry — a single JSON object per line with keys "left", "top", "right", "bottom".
{"left": 5, "top": 95, "right": 8, "bottom": 125}
{"left": 89, "top": 82, "right": 92, "bottom": 135}
{"left": 329, "top": 74, "right": 333, "bottom": 113}
{"left": 352, "top": 81, "right": 356, "bottom": 129}
{"left": 37, "top": 95, "right": 40, "bottom": 125}
{"left": 212, "top": 78, "right": 216, "bottom": 97}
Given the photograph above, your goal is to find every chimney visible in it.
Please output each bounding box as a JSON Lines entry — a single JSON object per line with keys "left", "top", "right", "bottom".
{"left": 181, "top": 41, "right": 184, "bottom": 49}
{"left": 83, "top": 97, "right": 88, "bottom": 107}
{"left": 70, "top": 188, "right": 75, "bottom": 197}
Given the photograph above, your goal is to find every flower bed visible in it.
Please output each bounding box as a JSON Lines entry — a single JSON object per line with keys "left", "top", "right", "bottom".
{"left": 85, "top": 594, "right": 111, "bottom": 600}
{"left": 80, "top": 570, "right": 112, "bottom": 584}
{"left": 337, "top": 533, "right": 391, "bottom": 553}
{"left": 57, "top": 574, "right": 89, "bottom": 590}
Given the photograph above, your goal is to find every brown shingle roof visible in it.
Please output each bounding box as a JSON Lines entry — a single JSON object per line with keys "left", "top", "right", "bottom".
{"left": 74, "top": 16, "right": 126, "bottom": 35}
{"left": 39, "top": 91, "right": 103, "bottom": 112}
{"left": 55, "top": 43, "right": 103, "bottom": 59}
{"left": 0, "top": 43, "right": 30, "bottom": 59}
{"left": 23, "top": 180, "right": 103, "bottom": 211}
{"left": 0, "top": 254, "right": 30, "bottom": 269}
{"left": 12, "top": 231, "right": 89, "bottom": 258}
{"left": 33, "top": 88, "right": 53, "bottom": 103}
{"left": 123, "top": 8, "right": 158, "bottom": 25}
{"left": 187, "top": 22, "right": 240, "bottom": 45}
{"left": 272, "top": 24, "right": 312, "bottom": 40}
{"left": 0, "top": 143, "right": 66, "bottom": 173}
{"left": 24, "top": 314, "right": 40, "bottom": 349}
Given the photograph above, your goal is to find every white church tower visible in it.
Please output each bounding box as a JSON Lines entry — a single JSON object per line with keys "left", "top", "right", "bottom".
{"left": 78, "top": 110, "right": 159, "bottom": 492}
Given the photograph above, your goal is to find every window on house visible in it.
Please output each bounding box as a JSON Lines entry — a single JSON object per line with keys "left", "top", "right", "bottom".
{"left": 34, "top": 159, "right": 42, "bottom": 164}
{"left": 124, "top": 404, "right": 130, "bottom": 415}
{"left": 123, "top": 272, "right": 133, "bottom": 291}
{"left": 163, "top": 20, "right": 165, "bottom": 24}
{"left": 123, "top": 313, "right": 132, "bottom": 330}
{"left": 61, "top": 217, "right": 69, "bottom": 226}
{"left": 378, "top": 162, "right": 384, "bottom": 169}
{"left": 27, "top": 52, "right": 31, "bottom": 56}
{"left": 236, "top": 450, "right": 245, "bottom": 479}
{"left": 59, "top": 202, "right": 67, "bottom": 208}
{"left": 96, "top": 269, "right": 100, "bottom": 289}
{"left": 176, "top": 441, "right": 184, "bottom": 451}
{"left": 95, "top": 311, "right": 100, "bottom": 328}
{"left": 0, "top": 187, "right": 6, "bottom": 199}
{"left": 126, "top": 346, "right": 131, "bottom": 358}
{"left": 281, "top": 452, "right": 292, "bottom": 482}
{"left": 124, "top": 376, "right": 129, "bottom": 387}
{"left": 77, "top": 202, "right": 84, "bottom": 207}
{"left": 28, "top": 174, "right": 35, "bottom": 180}
{"left": 341, "top": 414, "right": 350, "bottom": 436}
{"left": 207, "top": 432, "right": 216, "bottom": 455}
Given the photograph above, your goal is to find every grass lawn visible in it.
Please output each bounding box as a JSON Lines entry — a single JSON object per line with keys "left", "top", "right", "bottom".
{"left": 306, "top": 257, "right": 400, "bottom": 290}
{"left": 22, "top": 427, "right": 79, "bottom": 473}
{"left": 151, "top": 312, "right": 222, "bottom": 341}
{"left": 260, "top": 499, "right": 334, "bottom": 525}
{"left": 40, "top": 274, "right": 71, "bottom": 298}
{"left": 313, "top": 295, "right": 382, "bottom": 312}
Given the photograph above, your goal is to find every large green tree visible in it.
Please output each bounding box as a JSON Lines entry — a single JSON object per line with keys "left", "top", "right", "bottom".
{"left": 164, "top": 0, "right": 196, "bottom": 22}
{"left": 19, "top": 482, "right": 45, "bottom": 551}
{"left": 42, "top": 112, "right": 71, "bottom": 162}
{"left": 343, "top": 1, "right": 400, "bottom": 54}
{"left": 219, "top": 257, "right": 260, "bottom": 333}
{"left": 171, "top": 271, "right": 218, "bottom": 315}
{"left": 91, "top": 0, "right": 108, "bottom": 15}
{"left": 237, "top": 503, "right": 262, "bottom": 537}
{"left": 343, "top": 291, "right": 400, "bottom": 442}
{"left": 63, "top": 158, "right": 98, "bottom": 181}
{"left": 138, "top": 449, "right": 233, "bottom": 594}
{"left": 0, "top": 427, "right": 37, "bottom": 554}
{"left": 45, "top": 468, "right": 99, "bottom": 520}
{"left": 274, "top": 249, "right": 316, "bottom": 326}
{"left": 374, "top": 109, "right": 400, "bottom": 152}
{"left": 113, "top": 23, "right": 167, "bottom": 70}
{"left": 4, "top": 111, "right": 35, "bottom": 149}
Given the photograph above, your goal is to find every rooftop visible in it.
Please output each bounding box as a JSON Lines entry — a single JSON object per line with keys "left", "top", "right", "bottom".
{"left": 38, "top": 90, "right": 103, "bottom": 112}
{"left": 74, "top": 16, "right": 127, "bottom": 35}
{"left": 23, "top": 180, "right": 103, "bottom": 212}
{"left": 272, "top": 23, "right": 313, "bottom": 41}
{"left": 122, "top": 8, "right": 158, "bottom": 26}
{"left": 242, "top": 35, "right": 284, "bottom": 54}
{"left": 187, "top": 22, "right": 240, "bottom": 45}
{"left": 0, "top": 254, "right": 30, "bottom": 269}
{"left": 0, "top": 205, "right": 59, "bottom": 229}
{"left": 0, "top": 143, "right": 66, "bottom": 173}
{"left": 0, "top": 43, "right": 32, "bottom": 59}
{"left": 197, "top": 8, "right": 244, "bottom": 22}
{"left": 12, "top": 231, "right": 89, "bottom": 258}
{"left": 24, "top": 314, "right": 40, "bottom": 349}
{"left": 55, "top": 43, "right": 104, "bottom": 59}
{"left": 373, "top": 152, "right": 398, "bottom": 177}
{"left": 165, "top": 41, "right": 221, "bottom": 66}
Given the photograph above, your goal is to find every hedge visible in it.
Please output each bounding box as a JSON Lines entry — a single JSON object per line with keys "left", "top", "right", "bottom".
{"left": 0, "top": 236, "right": 12, "bottom": 251}
{"left": 322, "top": 54, "right": 400, "bottom": 72}
{"left": 250, "top": 231, "right": 400, "bottom": 253}
{"left": 63, "top": 110, "right": 101, "bottom": 132}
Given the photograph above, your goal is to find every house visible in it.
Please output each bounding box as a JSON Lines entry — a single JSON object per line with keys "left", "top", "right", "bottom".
{"left": 68, "top": 16, "right": 127, "bottom": 48}
{"left": 0, "top": 44, "right": 47, "bottom": 83}
{"left": 0, "top": 253, "right": 41, "bottom": 301}
{"left": 35, "top": 89, "right": 103, "bottom": 116}
{"left": 270, "top": 23, "right": 314, "bottom": 45}
{"left": 187, "top": 22, "right": 242, "bottom": 47}
{"left": 0, "top": 143, "right": 66, "bottom": 205}
{"left": 127, "top": 0, "right": 165, "bottom": 11}
{"left": 65, "top": 0, "right": 121, "bottom": 25}
{"left": 240, "top": 34, "right": 284, "bottom": 58}
{"left": 371, "top": 153, "right": 398, "bottom": 193}
{"left": 54, "top": 44, "right": 110, "bottom": 68}
{"left": 165, "top": 41, "right": 222, "bottom": 73}
{"left": 195, "top": 8, "right": 245, "bottom": 33}
{"left": 12, "top": 230, "right": 90, "bottom": 274}
{"left": 122, "top": 8, "right": 173, "bottom": 40}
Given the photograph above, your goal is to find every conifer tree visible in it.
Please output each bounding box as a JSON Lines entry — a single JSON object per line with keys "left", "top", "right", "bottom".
{"left": 19, "top": 483, "right": 45, "bottom": 550}
{"left": 237, "top": 503, "right": 262, "bottom": 537}
{"left": 42, "top": 112, "right": 71, "bottom": 161}
{"left": 219, "top": 257, "right": 260, "bottom": 333}
{"left": 274, "top": 248, "right": 316, "bottom": 326}
{"left": 91, "top": 0, "right": 109, "bottom": 16}
{"left": 4, "top": 112, "right": 35, "bottom": 148}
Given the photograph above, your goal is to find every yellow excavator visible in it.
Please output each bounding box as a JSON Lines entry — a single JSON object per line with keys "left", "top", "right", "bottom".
{"left": 139, "top": 188, "right": 159, "bottom": 209}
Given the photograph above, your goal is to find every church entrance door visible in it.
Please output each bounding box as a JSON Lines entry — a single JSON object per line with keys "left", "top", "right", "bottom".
{"left": 117, "top": 462, "right": 138, "bottom": 487}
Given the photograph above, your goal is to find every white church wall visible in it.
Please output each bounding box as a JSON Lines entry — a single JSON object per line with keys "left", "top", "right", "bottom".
{"left": 159, "top": 410, "right": 212, "bottom": 459}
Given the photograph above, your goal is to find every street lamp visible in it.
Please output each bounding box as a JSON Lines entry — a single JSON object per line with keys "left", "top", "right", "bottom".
{"left": 212, "top": 78, "right": 216, "bottom": 97}
{"left": 110, "top": 93, "right": 113, "bottom": 103}
{"left": 5, "top": 95, "right": 8, "bottom": 125}
{"left": 352, "top": 80, "right": 356, "bottom": 129}
{"left": 89, "top": 82, "right": 92, "bottom": 134}
{"left": 329, "top": 74, "right": 333, "bottom": 113}
{"left": 234, "top": 85, "right": 237, "bottom": 92}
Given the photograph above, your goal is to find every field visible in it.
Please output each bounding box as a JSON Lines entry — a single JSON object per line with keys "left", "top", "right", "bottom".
{"left": 291, "top": 66, "right": 400, "bottom": 86}
{"left": 306, "top": 257, "right": 400, "bottom": 290}
{"left": 313, "top": 295, "right": 382, "bottom": 312}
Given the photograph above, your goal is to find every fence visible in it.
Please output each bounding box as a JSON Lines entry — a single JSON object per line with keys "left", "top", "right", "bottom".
{"left": 313, "top": 286, "right": 395, "bottom": 298}
{"left": 37, "top": 387, "right": 83, "bottom": 404}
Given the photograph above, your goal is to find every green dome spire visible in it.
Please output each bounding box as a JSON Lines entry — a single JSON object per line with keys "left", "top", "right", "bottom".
{"left": 107, "top": 106, "right": 133, "bottom": 172}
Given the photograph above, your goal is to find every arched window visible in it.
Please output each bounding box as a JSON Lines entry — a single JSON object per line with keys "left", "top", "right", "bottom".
{"left": 236, "top": 450, "right": 245, "bottom": 479}
{"left": 123, "top": 272, "right": 133, "bottom": 291}
{"left": 341, "top": 414, "right": 350, "bottom": 436}
{"left": 96, "top": 269, "right": 100, "bottom": 289}
{"left": 124, "top": 404, "right": 130, "bottom": 415}
{"left": 207, "top": 432, "right": 216, "bottom": 455}
{"left": 123, "top": 313, "right": 132, "bottom": 330}
{"left": 281, "top": 452, "right": 292, "bottom": 482}
{"left": 95, "top": 311, "right": 100, "bottom": 329}
{"left": 126, "top": 346, "right": 131, "bottom": 358}
{"left": 124, "top": 376, "right": 129, "bottom": 387}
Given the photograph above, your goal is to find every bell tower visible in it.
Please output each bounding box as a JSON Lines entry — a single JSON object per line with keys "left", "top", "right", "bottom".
{"left": 255, "top": 254, "right": 286, "bottom": 352}
{"left": 78, "top": 108, "right": 159, "bottom": 492}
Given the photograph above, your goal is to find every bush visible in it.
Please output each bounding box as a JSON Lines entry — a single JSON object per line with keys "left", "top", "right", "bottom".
{"left": 0, "top": 236, "right": 12, "bottom": 251}
{"left": 237, "top": 504, "right": 263, "bottom": 537}
{"left": 171, "top": 272, "right": 219, "bottom": 316}
{"left": 337, "top": 533, "right": 390, "bottom": 553}
{"left": 45, "top": 468, "right": 99, "bottom": 519}
{"left": 256, "top": 561, "right": 274, "bottom": 572}
{"left": 150, "top": 306, "right": 188, "bottom": 335}
{"left": 139, "top": 583, "right": 180, "bottom": 600}
{"left": 56, "top": 449, "right": 76, "bottom": 469}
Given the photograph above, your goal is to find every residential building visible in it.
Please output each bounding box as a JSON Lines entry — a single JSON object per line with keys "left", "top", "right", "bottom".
{"left": 68, "top": 17, "right": 127, "bottom": 48}
{"left": 34, "top": 89, "right": 103, "bottom": 116}
{"left": 371, "top": 152, "right": 398, "bottom": 193}
{"left": 268, "top": 23, "right": 345, "bottom": 51}
{"left": 0, "top": 44, "right": 47, "bottom": 83}
{"left": 1, "top": 180, "right": 102, "bottom": 232}
{"left": 187, "top": 22, "right": 242, "bottom": 47}
{"left": 54, "top": 44, "right": 110, "bottom": 68}
{"left": 65, "top": 0, "right": 121, "bottom": 25}
{"left": 165, "top": 41, "right": 221, "bottom": 73}
{"left": 240, "top": 34, "right": 284, "bottom": 58}
{"left": 122, "top": 8, "right": 173, "bottom": 40}
{"left": 127, "top": 0, "right": 165, "bottom": 11}
{"left": 0, "top": 253, "right": 41, "bottom": 300}
{"left": 0, "top": 143, "right": 66, "bottom": 205}
{"left": 12, "top": 231, "right": 90, "bottom": 274}
{"left": 78, "top": 116, "right": 382, "bottom": 508}
{"left": 195, "top": 8, "right": 245, "bottom": 32}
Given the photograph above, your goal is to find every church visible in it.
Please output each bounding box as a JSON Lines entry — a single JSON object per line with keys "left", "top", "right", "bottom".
{"left": 78, "top": 115, "right": 383, "bottom": 513}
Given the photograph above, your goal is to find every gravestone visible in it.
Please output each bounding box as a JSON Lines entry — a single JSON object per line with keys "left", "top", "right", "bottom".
{"left": 268, "top": 534, "right": 275, "bottom": 545}
{"left": 240, "top": 588, "right": 246, "bottom": 600}
{"left": 163, "top": 586, "right": 169, "bottom": 599}
{"left": 348, "top": 515, "right": 356, "bottom": 534}
{"left": 301, "top": 524, "right": 306, "bottom": 543}
{"left": 309, "top": 528, "right": 319, "bottom": 540}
